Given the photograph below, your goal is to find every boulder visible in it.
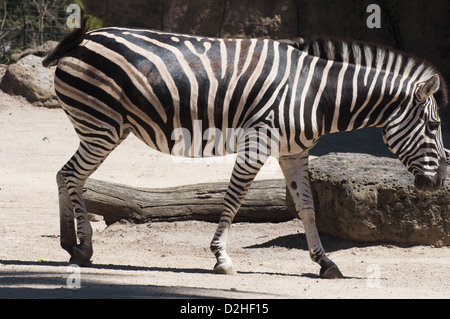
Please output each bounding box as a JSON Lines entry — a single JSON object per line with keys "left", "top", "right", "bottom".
{"left": 287, "top": 153, "right": 450, "bottom": 246}
{"left": 10, "top": 40, "right": 58, "bottom": 63}
{"left": 0, "top": 64, "right": 7, "bottom": 80}
{"left": 0, "top": 54, "right": 59, "bottom": 108}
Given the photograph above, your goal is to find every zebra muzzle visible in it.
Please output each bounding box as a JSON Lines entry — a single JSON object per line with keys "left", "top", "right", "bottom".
{"left": 414, "top": 158, "right": 447, "bottom": 192}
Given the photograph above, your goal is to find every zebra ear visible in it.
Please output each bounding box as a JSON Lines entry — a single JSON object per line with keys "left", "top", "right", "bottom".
{"left": 417, "top": 74, "right": 440, "bottom": 101}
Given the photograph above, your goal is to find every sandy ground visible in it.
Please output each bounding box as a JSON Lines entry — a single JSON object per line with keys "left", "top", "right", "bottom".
{"left": 0, "top": 90, "right": 449, "bottom": 299}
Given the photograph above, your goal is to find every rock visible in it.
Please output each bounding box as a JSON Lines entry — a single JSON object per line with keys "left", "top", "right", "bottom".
{"left": 0, "top": 64, "right": 7, "bottom": 81}
{"left": 0, "top": 54, "right": 59, "bottom": 108}
{"left": 10, "top": 41, "right": 58, "bottom": 63}
{"left": 286, "top": 153, "right": 450, "bottom": 246}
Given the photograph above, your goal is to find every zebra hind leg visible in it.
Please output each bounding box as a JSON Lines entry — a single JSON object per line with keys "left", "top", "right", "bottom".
{"left": 57, "top": 146, "right": 95, "bottom": 266}
{"left": 58, "top": 132, "right": 129, "bottom": 265}
{"left": 57, "top": 169, "right": 77, "bottom": 260}
{"left": 279, "top": 152, "right": 343, "bottom": 279}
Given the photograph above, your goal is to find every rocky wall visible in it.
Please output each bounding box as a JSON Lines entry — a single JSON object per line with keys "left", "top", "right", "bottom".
{"left": 82, "top": 0, "right": 450, "bottom": 83}
{"left": 82, "top": 0, "right": 450, "bottom": 122}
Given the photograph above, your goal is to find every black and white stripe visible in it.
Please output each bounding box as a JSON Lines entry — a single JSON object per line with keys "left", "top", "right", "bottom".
{"left": 46, "top": 26, "right": 447, "bottom": 277}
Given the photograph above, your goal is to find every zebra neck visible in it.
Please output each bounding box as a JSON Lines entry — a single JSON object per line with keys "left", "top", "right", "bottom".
{"left": 302, "top": 54, "right": 415, "bottom": 138}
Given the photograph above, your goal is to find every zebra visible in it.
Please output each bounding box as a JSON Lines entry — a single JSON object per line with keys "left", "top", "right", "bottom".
{"left": 43, "top": 22, "right": 448, "bottom": 279}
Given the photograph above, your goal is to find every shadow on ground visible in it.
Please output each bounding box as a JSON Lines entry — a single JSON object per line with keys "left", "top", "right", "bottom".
{"left": 244, "top": 233, "right": 356, "bottom": 252}
{"left": 0, "top": 259, "right": 274, "bottom": 299}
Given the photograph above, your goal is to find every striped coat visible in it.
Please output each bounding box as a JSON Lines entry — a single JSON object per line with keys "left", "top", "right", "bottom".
{"left": 44, "top": 24, "right": 447, "bottom": 278}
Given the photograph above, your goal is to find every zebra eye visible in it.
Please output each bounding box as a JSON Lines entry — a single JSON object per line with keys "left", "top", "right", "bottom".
{"left": 427, "top": 121, "right": 440, "bottom": 131}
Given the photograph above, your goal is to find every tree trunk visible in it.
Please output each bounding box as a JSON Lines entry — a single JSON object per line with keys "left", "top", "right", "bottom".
{"left": 84, "top": 179, "right": 293, "bottom": 225}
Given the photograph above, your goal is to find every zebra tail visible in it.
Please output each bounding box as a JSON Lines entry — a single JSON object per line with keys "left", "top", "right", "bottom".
{"left": 42, "top": 18, "right": 88, "bottom": 68}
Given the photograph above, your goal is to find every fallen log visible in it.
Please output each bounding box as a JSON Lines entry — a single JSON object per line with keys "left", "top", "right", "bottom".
{"left": 84, "top": 178, "right": 293, "bottom": 225}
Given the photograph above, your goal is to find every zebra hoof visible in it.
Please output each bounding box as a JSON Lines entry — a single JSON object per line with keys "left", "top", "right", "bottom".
{"left": 319, "top": 260, "right": 343, "bottom": 279}
{"left": 69, "top": 246, "right": 92, "bottom": 267}
{"left": 213, "top": 263, "right": 237, "bottom": 275}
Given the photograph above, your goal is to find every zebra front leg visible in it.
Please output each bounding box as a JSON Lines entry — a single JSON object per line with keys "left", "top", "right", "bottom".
{"left": 210, "top": 160, "right": 263, "bottom": 275}
{"left": 211, "top": 218, "right": 235, "bottom": 275}
{"left": 210, "top": 130, "right": 270, "bottom": 274}
{"left": 279, "top": 152, "right": 343, "bottom": 279}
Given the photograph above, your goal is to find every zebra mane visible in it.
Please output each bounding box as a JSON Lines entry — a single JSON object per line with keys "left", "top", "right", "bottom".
{"left": 290, "top": 37, "right": 448, "bottom": 109}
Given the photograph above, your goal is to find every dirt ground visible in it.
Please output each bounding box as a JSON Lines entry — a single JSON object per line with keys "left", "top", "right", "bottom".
{"left": 0, "top": 90, "right": 449, "bottom": 299}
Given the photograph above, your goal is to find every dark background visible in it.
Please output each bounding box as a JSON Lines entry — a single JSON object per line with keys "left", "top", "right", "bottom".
{"left": 82, "top": 0, "right": 450, "bottom": 86}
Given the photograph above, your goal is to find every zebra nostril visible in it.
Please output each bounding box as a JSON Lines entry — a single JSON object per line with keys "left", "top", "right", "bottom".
{"left": 445, "top": 149, "right": 450, "bottom": 166}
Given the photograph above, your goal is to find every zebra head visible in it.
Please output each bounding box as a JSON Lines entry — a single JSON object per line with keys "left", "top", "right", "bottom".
{"left": 382, "top": 74, "right": 448, "bottom": 193}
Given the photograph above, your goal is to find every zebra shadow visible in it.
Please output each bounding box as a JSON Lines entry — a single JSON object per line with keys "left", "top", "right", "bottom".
{"left": 244, "top": 232, "right": 363, "bottom": 252}
{"left": 243, "top": 234, "right": 374, "bottom": 279}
